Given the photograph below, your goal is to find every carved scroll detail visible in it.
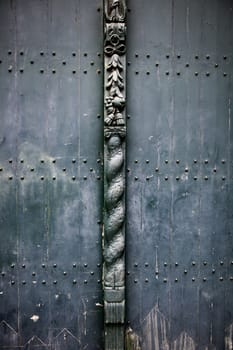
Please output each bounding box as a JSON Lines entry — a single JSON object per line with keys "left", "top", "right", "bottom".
{"left": 104, "top": 1, "right": 127, "bottom": 349}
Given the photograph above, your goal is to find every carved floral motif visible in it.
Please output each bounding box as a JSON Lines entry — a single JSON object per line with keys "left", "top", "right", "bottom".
{"left": 105, "top": 0, "right": 126, "bottom": 22}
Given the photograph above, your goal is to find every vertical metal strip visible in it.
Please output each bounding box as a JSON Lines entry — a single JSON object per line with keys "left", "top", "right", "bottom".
{"left": 103, "top": 1, "right": 127, "bottom": 349}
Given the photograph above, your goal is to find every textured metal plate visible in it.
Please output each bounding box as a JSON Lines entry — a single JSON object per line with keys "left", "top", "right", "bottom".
{"left": 0, "top": 1, "right": 103, "bottom": 349}
{"left": 126, "top": 0, "right": 233, "bottom": 349}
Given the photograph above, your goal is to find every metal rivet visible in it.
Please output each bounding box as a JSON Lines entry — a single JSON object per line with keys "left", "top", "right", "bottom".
{"left": 90, "top": 271, "right": 94, "bottom": 275}
{"left": 165, "top": 159, "right": 168, "bottom": 164}
{"left": 146, "top": 71, "right": 150, "bottom": 75}
{"left": 32, "top": 272, "right": 36, "bottom": 276}
{"left": 193, "top": 159, "right": 197, "bottom": 163}
{"left": 134, "top": 279, "right": 138, "bottom": 283}
{"left": 62, "top": 168, "right": 66, "bottom": 172}
{"left": 84, "top": 280, "right": 88, "bottom": 284}
{"left": 186, "top": 63, "right": 189, "bottom": 67}
{"left": 83, "top": 159, "right": 87, "bottom": 163}
{"left": 204, "top": 176, "right": 208, "bottom": 180}
{"left": 195, "top": 55, "right": 199, "bottom": 59}
{"left": 134, "top": 263, "right": 138, "bottom": 267}
{"left": 134, "top": 176, "right": 138, "bottom": 181}
{"left": 83, "top": 70, "right": 87, "bottom": 74}
{"left": 146, "top": 54, "right": 150, "bottom": 58}
{"left": 206, "top": 55, "right": 210, "bottom": 59}
{"left": 185, "top": 168, "right": 189, "bottom": 172}
{"left": 72, "top": 52, "right": 76, "bottom": 57}
{"left": 177, "top": 54, "right": 181, "bottom": 59}
{"left": 97, "top": 159, "right": 101, "bottom": 163}
{"left": 72, "top": 70, "right": 76, "bottom": 74}
{"left": 90, "top": 61, "right": 94, "bottom": 66}
{"left": 53, "top": 264, "right": 57, "bottom": 268}
{"left": 175, "top": 278, "right": 178, "bottom": 282}
{"left": 203, "top": 277, "right": 207, "bottom": 282}
{"left": 42, "top": 263, "right": 46, "bottom": 268}
{"left": 222, "top": 176, "right": 226, "bottom": 181}
{"left": 63, "top": 271, "right": 67, "bottom": 276}
{"left": 84, "top": 263, "right": 88, "bottom": 267}
{"left": 176, "top": 176, "right": 180, "bottom": 181}
{"left": 11, "top": 281, "right": 15, "bottom": 285}
{"left": 21, "top": 176, "right": 24, "bottom": 180}
{"left": 97, "top": 263, "right": 101, "bottom": 267}
{"left": 220, "top": 261, "right": 224, "bottom": 265}
{"left": 0, "top": 168, "right": 3, "bottom": 171}
{"left": 127, "top": 271, "right": 130, "bottom": 275}
{"left": 73, "top": 280, "right": 77, "bottom": 284}
{"left": 22, "top": 280, "right": 26, "bottom": 285}
{"left": 176, "top": 160, "right": 180, "bottom": 164}
{"left": 164, "top": 262, "right": 167, "bottom": 267}
{"left": 134, "top": 160, "right": 138, "bottom": 163}
{"left": 52, "top": 176, "right": 56, "bottom": 180}
{"left": 192, "top": 277, "right": 195, "bottom": 282}
{"left": 223, "top": 72, "right": 227, "bottom": 77}
{"left": 84, "top": 53, "right": 88, "bottom": 57}
{"left": 176, "top": 72, "right": 180, "bottom": 76}
{"left": 192, "top": 261, "right": 196, "bottom": 266}
{"left": 135, "top": 71, "right": 139, "bottom": 75}
{"left": 184, "top": 269, "right": 187, "bottom": 274}
{"left": 83, "top": 176, "right": 87, "bottom": 180}
{"left": 11, "top": 264, "right": 15, "bottom": 268}
{"left": 175, "top": 262, "right": 178, "bottom": 266}
{"left": 195, "top": 72, "right": 198, "bottom": 76}
{"left": 221, "top": 159, "right": 226, "bottom": 164}
{"left": 164, "top": 176, "right": 168, "bottom": 181}
{"left": 8, "top": 50, "right": 12, "bottom": 55}
{"left": 41, "top": 176, "right": 44, "bottom": 180}
{"left": 163, "top": 278, "right": 167, "bottom": 283}
{"left": 212, "top": 269, "right": 215, "bottom": 273}
{"left": 145, "top": 278, "right": 149, "bottom": 283}
{"left": 8, "top": 67, "right": 12, "bottom": 73}
{"left": 193, "top": 176, "right": 197, "bottom": 180}
{"left": 219, "top": 277, "right": 223, "bottom": 281}
{"left": 1, "top": 272, "right": 5, "bottom": 276}
{"left": 203, "top": 261, "right": 207, "bottom": 266}
{"left": 206, "top": 72, "right": 210, "bottom": 76}
{"left": 215, "top": 63, "right": 218, "bottom": 68}
{"left": 204, "top": 159, "right": 208, "bottom": 164}
{"left": 72, "top": 176, "right": 76, "bottom": 181}
{"left": 230, "top": 277, "right": 233, "bottom": 281}
{"left": 52, "top": 69, "right": 56, "bottom": 74}
{"left": 42, "top": 280, "right": 46, "bottom": 284}
{"left": 22, "top": 264, "right": 26, "bottom": 268}
{"left": 53, "top": 280, "right": 57, "bottom": 284}
{"left": 223, "top": 56, "right": 227, "bottom": 60}
{"left": 40, "top": 69, "right": 44, "bottom": 74}
{"left": 30, "top": 60, "right": 34, "bottom": 64}
{"left": 155, "top": 168, "right": 159, "bottom": 172}
{"left": 155, "top": 62, "right": 159, "bottom": 67}
{"left": 62, "top": 61, "right": 66, "bottom": 65}
{"left": 20, "top": 68, "right": 24, "bottom": 73}
{"left": 30, "top": 168, "right": 34, "bottom": 172}
{"left": 146, "top": 176, "right": 150, "bottom": 181}
{"left": 166, "top": 54, "right": 170, "bottom": 59}
{"left": 145, "top": 262, "right": 149, "bottom": 267}
{"left": 166, "top": 71, "right": 169, "bottom": 75}
{"left": 72, "top": 159, "right": 76, "bottom": 163}
{"left": 135, "top": 53, "right": 138, "bottom": 58}
{"left": 213, "top": 168, "right": 217, "bottom": 173}
{"left": 9, "top": 176, "right": 13, "bottom": 180}
{"left": 97, "top": 69, "right": 101, "bottom": 74}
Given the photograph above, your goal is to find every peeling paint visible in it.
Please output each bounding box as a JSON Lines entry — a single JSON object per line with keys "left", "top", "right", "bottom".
{"left": 225, "top": 323, "right": 233, "bottom": 350}
{"left": 125, "top": 327, "right": 141, "bottom": 350}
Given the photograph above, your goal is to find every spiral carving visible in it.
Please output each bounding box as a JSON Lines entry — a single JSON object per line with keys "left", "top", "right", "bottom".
{"left": 104, "top": 130, "right": 125, "bottom": 288}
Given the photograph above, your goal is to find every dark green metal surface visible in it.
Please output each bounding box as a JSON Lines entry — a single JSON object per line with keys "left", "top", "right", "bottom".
{"left": 126, "top": 0, "right": 233, "bottom": 349}
{"left": 0, "top": 1, "right": 103, "bottom": 349}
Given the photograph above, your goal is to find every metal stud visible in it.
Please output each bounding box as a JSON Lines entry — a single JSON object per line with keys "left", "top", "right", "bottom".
{"left": 145, "top": 278, "right": 149, "bottom": 283}
{"left": 192, "top": 277, "right": 195, "bottom": 282}
{"left": 219, "top": 277, "right": 223, "bottom": 281}
{"left": 184, "top": 269, "right": 187, "bottom": 274}
{"left": 63, "top": 272, "right": 67, "bottom": 276}
{"left": 163, "top": 278, "right": 167, "bottom": 283}
{"left": 73, "top": 280, "right": 77, "bottom": 284}
{"left": 175, "top": 278, "right": 178, "bottom": 282}
{"left": 42, "top": 280, "right": 46, "bottom": 284}
{"left": 203, "top": 277, "right": 207, "bottom": 282}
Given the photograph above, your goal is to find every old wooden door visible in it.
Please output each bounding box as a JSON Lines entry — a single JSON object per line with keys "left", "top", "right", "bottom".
{"left": 0, "top": 1, "right": 104, "bottom": 349}
{"left": 0, "top": 1, "right": 233, "bottom": 350}
{"left": 125, "top": 0, "right": 233, "bottom": 349}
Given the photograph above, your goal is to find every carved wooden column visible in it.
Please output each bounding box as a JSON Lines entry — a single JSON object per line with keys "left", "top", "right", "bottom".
{"left": 103, "top": 1, "right": 127, "bottom": 349}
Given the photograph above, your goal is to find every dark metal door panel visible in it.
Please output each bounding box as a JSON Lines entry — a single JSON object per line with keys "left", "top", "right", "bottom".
{"left": 0, "top": 1, "right": 103, "bottom": 349}
{"left": 126, "top": 0, "right": 233, "bottom": 349}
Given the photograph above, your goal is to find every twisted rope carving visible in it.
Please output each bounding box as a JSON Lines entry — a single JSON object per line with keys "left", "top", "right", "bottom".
{"left": 104, "top": 131, "right": 125, "bottom": 288}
